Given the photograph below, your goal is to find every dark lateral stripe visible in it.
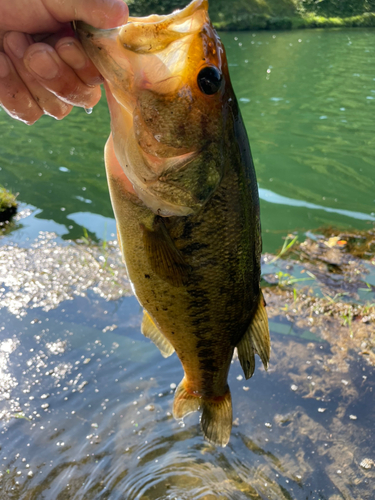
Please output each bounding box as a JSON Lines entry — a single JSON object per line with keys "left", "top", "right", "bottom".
{"left": 181, "top": 242, "right": 209, "bottom": 255}
{"left": 199, "top": 357, "right": 217, "bottom": 373}
{"left": 187, "top": 299, "right": 210, "bottom": 310}
{"left": 190, "top": 315, "right": 211, "bottom": 327}
{"left": 179, "top": 220, "right": 202, "bottom": 240}
{"left": 187, "top": 287, "right": 209, "bottom": 299}
{"left": 191, "top": 327, "right": 212, "bottom": 339}
{"left": 198, "top": 348, "right": 215, "bottom": 360}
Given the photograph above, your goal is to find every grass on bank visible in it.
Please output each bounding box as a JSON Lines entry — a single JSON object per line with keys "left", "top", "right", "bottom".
{"left": 213, "top": 12, "right": 375, "bottom": 30}
{"left": 126, "top": 0, "right": 375, "bottom": 30}
{"left": 293, "top": 11, "right": 375, "bottom": 28}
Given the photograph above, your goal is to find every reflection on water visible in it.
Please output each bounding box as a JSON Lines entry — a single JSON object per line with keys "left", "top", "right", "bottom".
{"left": 259, "top": 188, "right": 375, "bottom": 222}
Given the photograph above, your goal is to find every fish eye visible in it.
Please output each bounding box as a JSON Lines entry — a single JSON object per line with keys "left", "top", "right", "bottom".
{"left": 197, "top": 66, "right": 222, "bottom": 95}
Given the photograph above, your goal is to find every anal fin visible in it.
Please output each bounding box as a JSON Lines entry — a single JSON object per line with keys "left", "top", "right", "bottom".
{"left": 173, "top": 377, "right": 200, "bottom": 419}
{"left": 141, "top": 311, "right": 175, "bottom": 358}
{"left": 237, "top": 291, "right": 270, "bottom": 379}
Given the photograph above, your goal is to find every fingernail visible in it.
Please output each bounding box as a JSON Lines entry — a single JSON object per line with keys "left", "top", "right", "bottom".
{"left": 95, "top": 0, "right": 129, "bottom": 29}
{"left": 5, "top": 31, "right": 30, "bottom": 59}
{"left": 0, "top": 53, "right": 10, "bottom": 78}
{"left": 114, "top": 0, "right": 129, "bottom": 22}
{"left": 58, "top": 41, "right": 87, "bottom": 70}
{"left": 27, "top": 50, "right": 59, "bottom": 79}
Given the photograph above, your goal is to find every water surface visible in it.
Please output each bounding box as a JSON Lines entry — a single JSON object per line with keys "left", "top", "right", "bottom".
{"left": 1, "top": 29, "right": 375, "bottom": 250}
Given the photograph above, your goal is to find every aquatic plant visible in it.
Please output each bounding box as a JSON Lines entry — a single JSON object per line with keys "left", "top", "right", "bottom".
{"left": 0, "top": 185, "right": 18, "bottom": 223}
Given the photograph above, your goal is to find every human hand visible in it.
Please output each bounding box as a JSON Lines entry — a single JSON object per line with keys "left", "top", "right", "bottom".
{"left": 0, "top": 0, "right": 128, "bottom": 124}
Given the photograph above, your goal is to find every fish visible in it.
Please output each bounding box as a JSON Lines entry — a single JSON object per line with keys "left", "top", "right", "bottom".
{"left": 77, "top": 0, "right": 270, "bottom": 446}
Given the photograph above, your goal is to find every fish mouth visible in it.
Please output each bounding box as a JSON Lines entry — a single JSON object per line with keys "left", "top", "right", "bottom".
{"left": 76, "top": 0, "right": 212, "bottom": 98}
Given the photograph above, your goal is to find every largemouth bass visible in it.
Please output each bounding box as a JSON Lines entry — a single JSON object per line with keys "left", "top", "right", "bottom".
{"left": 78, "top": 0, "right": 270, "bottom": 446}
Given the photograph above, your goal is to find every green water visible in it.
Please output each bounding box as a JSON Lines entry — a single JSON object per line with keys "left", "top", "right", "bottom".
{"left": 1, "top": 29, "right": 374, "bottom": 250}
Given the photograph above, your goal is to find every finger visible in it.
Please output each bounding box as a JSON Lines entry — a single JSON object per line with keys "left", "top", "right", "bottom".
{"left": 3, "top": 0, "right": 128, "bottom": 34}
{"left": 31, "top": 25, "right": 75, "bottom": 46}
{"left": 55, "top": 37, "right": 103, "bottom": 86}
{"left": 24, "top": 43, "right": 101, "bottom": 109}
{"left": 4, "top": 32, "right": 72, "bottom": 120}
{"left": 0, "top": 52, "right": 43, "bottom": 125}
{"left": 43, "top": 0, "right": 129, "bottom": 29}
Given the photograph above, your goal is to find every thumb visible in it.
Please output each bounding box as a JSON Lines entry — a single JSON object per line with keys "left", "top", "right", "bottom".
{"left": 43, "top": 0, "right": 129, "bottom": 29}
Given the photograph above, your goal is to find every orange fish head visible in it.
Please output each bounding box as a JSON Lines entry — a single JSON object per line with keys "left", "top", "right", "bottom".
{"left": 78, "top": 0, "right": 234, "bottom": 216}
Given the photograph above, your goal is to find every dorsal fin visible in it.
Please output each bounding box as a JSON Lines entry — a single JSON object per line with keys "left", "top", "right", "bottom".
{"left": 141, "top": 311, "right": 175, "bottom": 358}
{"left": 236, "top": 331, "right": 256, "bottom": 380}
{"left": 237, "top": 291, "right": 270, "bottom": 379}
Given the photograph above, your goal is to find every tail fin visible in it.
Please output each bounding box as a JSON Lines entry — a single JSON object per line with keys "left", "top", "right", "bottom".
{"left": 173, "top": 378, "right": 232, "bottom": 447}
{"left": 201, "top": 389, "right": 232, "bottom": 447}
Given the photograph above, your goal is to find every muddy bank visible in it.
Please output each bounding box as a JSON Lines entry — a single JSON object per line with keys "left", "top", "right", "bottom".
{"left": 263, "top": 230, "right": 375, "bottom": 369}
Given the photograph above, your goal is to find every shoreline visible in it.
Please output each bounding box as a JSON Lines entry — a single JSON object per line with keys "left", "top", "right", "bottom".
{"left": 213, "top": 12, "right": 375, "bottom": 31}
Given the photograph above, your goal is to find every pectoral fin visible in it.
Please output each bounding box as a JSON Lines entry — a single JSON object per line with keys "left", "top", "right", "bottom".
{"left": 237, "top": 291, "right": 270, "bottom": 379}
{"left": 141, "top": 311, "right": 175, "bottom": 358}
{"left": 141, "top": 218, "right": 190, "bottom": 287}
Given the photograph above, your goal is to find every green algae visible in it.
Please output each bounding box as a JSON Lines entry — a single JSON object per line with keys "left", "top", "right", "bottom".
{"left": 0, "top": 186, "right": 18, "bottom": 223}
